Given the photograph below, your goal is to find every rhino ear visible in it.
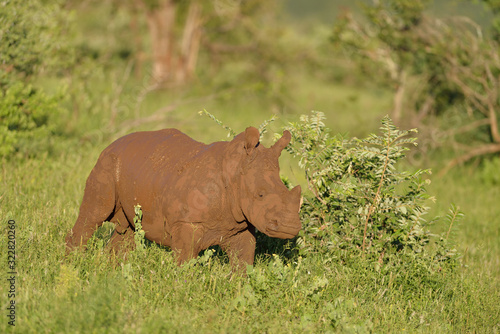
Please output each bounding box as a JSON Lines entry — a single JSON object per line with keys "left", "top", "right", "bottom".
{"left": 244, "top": 127, "right": 260, "bottom": 155}
{"left": 272, "top": 130, "right": 291, "bottom": 156}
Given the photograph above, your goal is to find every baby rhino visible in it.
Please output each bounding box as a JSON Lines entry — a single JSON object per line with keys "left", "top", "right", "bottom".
{"left": 66, "top": 127, "right": 302, "bottom": 270}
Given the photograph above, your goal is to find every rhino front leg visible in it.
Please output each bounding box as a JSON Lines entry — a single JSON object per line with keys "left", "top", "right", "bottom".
{"left": 171, "top": 223, "right": 204, "bottom": 265}
{"left": 222, "top": 226, "right": 256, "bottom": 274}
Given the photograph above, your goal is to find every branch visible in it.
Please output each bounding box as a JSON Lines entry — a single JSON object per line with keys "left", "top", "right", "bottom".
{"left": 447, "top": 72, "right": 489, "bottom": 116}
{"left": 415, "top": 95, "right": 434, "bottom": 125}
{"left": 443, "top": 118, "right": 491, "bottom": 138}
{"left": 488, "top": 103, "right": 500, "bottom": 143}
{"left": 204, "top": 42, "right": 256, "bottom": 54}
{"left": 305, "top": 171, "right": 328, "bottom": 206}
{"left": 439, "top": 143, "right": 500, "bottom": 176}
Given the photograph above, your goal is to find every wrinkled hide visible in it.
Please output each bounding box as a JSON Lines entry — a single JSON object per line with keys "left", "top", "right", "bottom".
{"left": 65, "top": 127, "right": 302, "bottom": 270}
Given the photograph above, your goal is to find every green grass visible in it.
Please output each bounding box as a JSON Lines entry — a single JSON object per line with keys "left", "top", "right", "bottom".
{"left": 2, "top": 98, "right": 499, "bottom": 332}
{"left": 1, "top": 63, "right": 499, "bottom": 333}
{"left": 2, "top": 0, "right": 499, "bottom": 331}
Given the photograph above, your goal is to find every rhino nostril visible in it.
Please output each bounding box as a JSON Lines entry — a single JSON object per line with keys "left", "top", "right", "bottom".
{"left": 269, "top": 220, "right": 279, "bottom": 231}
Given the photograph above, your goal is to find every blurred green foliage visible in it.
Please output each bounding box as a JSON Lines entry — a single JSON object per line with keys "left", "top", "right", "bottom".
{"left": 478, "top": 0, "right": 500, "bottom": 40}
{"left": 0, "top": 0, "right": 75, "bottom": 158}
{"left": 332, "top": 0, "right": 500, "bottom": 168}
{"left": 0, "top": 82, "right": 64, "bottom": 157}
{"left": 0, "top": 0, "right": 73, "bottom": 77}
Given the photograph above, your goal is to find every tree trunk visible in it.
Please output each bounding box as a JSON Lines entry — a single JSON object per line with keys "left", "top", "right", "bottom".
{"left": 130, "top": 0, "right": 145, "bottom": 78}
{"left": 145, "top": 0, "right": 202, "bottom": 85}
{"left": 392, "top": 70, "right": 406, "bottom": 125}
{"left": 176, "top": 2, "right": 202, "bottom": 83}
{"left": 146, "top": 1, "right": 176, "bottom": 83}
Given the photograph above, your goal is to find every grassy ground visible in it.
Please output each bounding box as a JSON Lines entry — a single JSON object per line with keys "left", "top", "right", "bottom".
{"left": 1, "top": 78, "right": 499, "bottom": 333}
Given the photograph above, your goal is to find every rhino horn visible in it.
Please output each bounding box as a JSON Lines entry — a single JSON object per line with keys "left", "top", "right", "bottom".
{"left": 291, "top": 185, "right": 302, "bottom": 209}
{"left": 272, "top": 130, "right": 291, "bottom": 156}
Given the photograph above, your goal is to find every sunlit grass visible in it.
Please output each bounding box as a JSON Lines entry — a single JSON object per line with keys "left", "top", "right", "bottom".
{"left": 1, "top": 74, "right": 499, "bottom": 333}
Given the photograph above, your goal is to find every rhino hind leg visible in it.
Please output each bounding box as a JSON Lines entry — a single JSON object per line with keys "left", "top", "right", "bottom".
{"left": 108, "top": 227, "right": 135, "bottom": 256}
{"left": 65, "top": 155, "right": 117, "bottom": 252}
{"left": 108, "top": 208, "right": 135, "bottom": 255}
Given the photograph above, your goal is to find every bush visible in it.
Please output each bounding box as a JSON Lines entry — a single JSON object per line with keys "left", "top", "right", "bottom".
{"left": 0, "top": 82, "right": 65, "bottom": 158}
{"left": 0, "top": 0, "right": 76, "bottom": 79}
{"left": 282, "top": 111, "right": 461, "bottom": 270}
{"left": 0, "top": 0, "right": 75, "bottom": 158}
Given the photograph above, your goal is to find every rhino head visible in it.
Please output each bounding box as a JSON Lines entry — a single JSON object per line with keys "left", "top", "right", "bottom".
{"left": 224, "top": 127, "right": 302, "bottom": 238}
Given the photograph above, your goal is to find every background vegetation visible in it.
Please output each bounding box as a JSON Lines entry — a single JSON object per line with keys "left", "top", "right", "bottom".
{"left": 1, "top": 0, "right": 499, "bottom": 332}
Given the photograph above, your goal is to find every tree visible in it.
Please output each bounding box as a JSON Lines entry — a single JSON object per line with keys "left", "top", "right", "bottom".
{"left": 138, "top": 0, "right": 203, "bottom": 84}
{"left": 332, "top": 0, "right": 500, "bottom": 171}
{"left": 110, "top": 0, "right": 306, "bottom": 107}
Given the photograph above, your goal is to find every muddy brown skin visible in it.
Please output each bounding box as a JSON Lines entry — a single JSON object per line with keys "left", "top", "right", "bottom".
{"left": 66, "top": 127, "right": 302, "bottom": 270}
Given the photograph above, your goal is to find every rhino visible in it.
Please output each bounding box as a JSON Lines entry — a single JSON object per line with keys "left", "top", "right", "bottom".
{"left": 65, "top": 126, "right": 302, "bottom": 270}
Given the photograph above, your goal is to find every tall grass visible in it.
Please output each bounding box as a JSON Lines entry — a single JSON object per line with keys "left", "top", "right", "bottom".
{"left": 1, "top": 97, "right": 499, "bottom": 332}
{"left": 2, "top": 1, "right": 498, "bottom": 331}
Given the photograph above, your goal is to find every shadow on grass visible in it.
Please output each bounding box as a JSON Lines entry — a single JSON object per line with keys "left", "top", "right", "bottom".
{"left": 254, "top": 231, "right": 299, "bottom": 263}
{"left": 92, "top": 223, "right": 299, "bottom": 265}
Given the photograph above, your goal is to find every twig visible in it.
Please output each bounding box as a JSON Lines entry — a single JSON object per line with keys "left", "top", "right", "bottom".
{"left": 445, "top": 208, "right": 459, "bottom": 242}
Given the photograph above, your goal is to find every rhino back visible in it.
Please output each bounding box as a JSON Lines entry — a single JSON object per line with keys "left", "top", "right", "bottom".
{"left": 102, "top": 129, "right": 205, "bottom": 210}
{"left": 106, "top": 129, "right": 204, "bottom": 169}
{"left": 102, "top": 129, "right": 231, "bottom": 228}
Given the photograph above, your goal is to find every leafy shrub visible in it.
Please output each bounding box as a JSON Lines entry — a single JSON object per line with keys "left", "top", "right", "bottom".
{"left": 0, "top": 0, "right": 76, "bottom": 158}
{"left": 0, "top": 0, "right": 76, "bottom": 79}
{"left": 282, "top": 111, "right": 460, "bottom": 269}
{"left": 0, "top": 82, "right": 64, "bottom": 158}
{"left": 133, "top": 204, "right": 146, "bottom": 252}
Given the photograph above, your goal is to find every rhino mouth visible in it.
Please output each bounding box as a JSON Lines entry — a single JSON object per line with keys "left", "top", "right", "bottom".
{"left": 265, "top": 219, "right": 301, "bottom": 238}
